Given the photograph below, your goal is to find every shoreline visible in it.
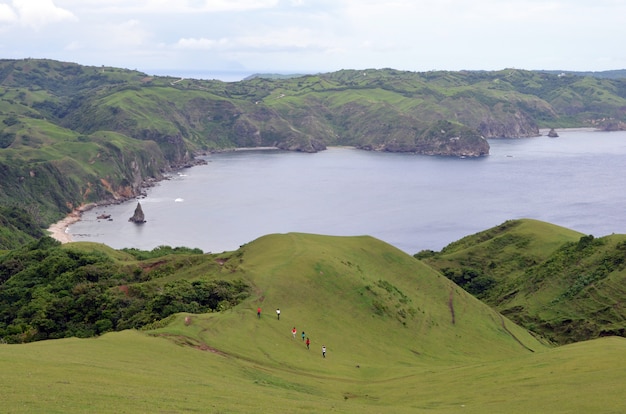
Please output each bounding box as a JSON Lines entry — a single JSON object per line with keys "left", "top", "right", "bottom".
{"left": 44, "top": 162, "right": 194, "bottom": 245}
{"left": 43, "top": 131, "right": 606, "bottom": 244}
{"left": 46, "top": 203, "right": 98, "bottom": 244}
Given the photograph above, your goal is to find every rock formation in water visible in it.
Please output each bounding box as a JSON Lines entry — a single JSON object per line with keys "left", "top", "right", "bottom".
{"left": 129, "top": 202, "right": 146, "bottom": 223}
{"left": 547, "top": 128, "right": 559, "bottom": 137}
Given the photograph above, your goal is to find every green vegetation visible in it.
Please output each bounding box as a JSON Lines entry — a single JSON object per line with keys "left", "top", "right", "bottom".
{"left": 0, "top": 205, "right": 45, "bottom": 249}
{"left": 0, "top": 237, "right": 249, "bottom": 343}
{"left": 420, "top": 219, "right": 626, "bottom": 344}
{"left": 3, "top": 59, "right": 626, "bottom": 411}
{"left": 1, "top": 232, "right": 626, "bottom": 412}
{"left": 2, "top": 60, "right": 626, "bottom": 228}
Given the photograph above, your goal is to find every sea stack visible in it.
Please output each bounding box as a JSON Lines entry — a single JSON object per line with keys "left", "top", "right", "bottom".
{"left": 547, "top": 128, "right": 559, "bottom": 138}
{"left": 129, "top": 202, "right": 146, "bottom": 223}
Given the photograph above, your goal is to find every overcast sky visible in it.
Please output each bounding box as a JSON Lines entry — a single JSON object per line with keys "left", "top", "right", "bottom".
{"left": 1, "top": 0, "right": 625, "bottom": 80}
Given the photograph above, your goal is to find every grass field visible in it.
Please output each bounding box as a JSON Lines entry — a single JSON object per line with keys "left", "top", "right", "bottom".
{"left": 2, "top": 324, "right": 625, "bottom": 413}
{"left": 1, "top": 232, "right": 626, "bottom": 413}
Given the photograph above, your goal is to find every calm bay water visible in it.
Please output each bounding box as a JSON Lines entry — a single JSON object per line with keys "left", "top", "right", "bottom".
{"left": 68, "top": 130, "right": 626, "bottom": 254}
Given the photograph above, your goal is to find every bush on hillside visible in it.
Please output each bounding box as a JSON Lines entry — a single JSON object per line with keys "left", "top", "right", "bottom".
{"left": 0, "top": 237, "right": 249, "bottom": 343}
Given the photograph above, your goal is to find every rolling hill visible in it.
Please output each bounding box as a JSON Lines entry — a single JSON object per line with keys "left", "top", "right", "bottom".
{"left": 1, "top": 233, "right": 626, "bottom": 412}
{"left": 2, "top": 58, "right": 626, "bottom": 411}
{"left": 419, "top": 219, "right": 626, "bottom": 344}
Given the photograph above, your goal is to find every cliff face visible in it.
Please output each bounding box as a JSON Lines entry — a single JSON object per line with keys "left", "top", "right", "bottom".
{"left": 0, "top": 128, "right": 168, "bottom": 223}
{"left": 417, "top": 120, "right": 490, "bottom": 157}
{"left": 477, "top": 112, "right": 540, "bottom": 138}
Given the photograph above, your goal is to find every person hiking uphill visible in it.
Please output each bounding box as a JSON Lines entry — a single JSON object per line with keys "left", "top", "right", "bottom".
{"left": 276, "top": 308, "right": 281, "bottom": 320}
{"left": 301, "top": 331, "right": 306, "bottom": 341}
{"left": 292, "top": 327, "right": 297, "bottom": 339}
{"left": 322, "top": 345, "right": 326, "bottom": 358}
{"left": 306, "top": 337, "right": 310, "bottom": 350}
{"left": 257, "top": 307, "right": 261, "bottom": 319}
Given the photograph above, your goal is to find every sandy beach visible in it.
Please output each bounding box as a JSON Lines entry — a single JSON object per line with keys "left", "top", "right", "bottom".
{"left": 46, "top": 204, "right": 96, "bottom": 244}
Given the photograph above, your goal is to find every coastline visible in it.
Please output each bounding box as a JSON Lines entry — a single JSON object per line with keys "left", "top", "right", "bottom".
{"left": 46, "top": 203, "right": 97, "bottom": 244}
{"left": 43, "top": 158, "right": 198, "bottom": 245}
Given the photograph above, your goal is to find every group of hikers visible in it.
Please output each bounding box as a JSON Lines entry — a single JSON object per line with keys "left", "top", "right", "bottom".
{"left": 257, "top": 307, "right": 326, "bottom": 358}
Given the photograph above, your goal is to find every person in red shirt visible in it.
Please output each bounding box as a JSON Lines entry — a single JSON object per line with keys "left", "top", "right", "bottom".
{"left": 305, "top": 337, "right": 310, "bottom": 350}
{"left": 257, "top": 307, "right": 261, "bottom": 319}
{"left": 292, "top": 327, "right": 297, "bottom": 339}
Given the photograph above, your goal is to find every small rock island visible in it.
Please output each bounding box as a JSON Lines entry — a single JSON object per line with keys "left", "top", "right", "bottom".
{"left": 128, "top": 202, "right": 146, "bottom": 224}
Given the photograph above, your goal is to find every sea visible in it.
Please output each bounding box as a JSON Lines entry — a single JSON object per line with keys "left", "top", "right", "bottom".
{"left": 67, "top": 129, "right": 626, "bottom": 254}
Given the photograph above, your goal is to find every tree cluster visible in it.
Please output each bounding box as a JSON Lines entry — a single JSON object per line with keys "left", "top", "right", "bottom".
{"left": 0, "top": 237, "right": 249, "bottom": 343}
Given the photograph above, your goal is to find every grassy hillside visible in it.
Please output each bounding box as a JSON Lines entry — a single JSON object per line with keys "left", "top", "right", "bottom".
{"left": 1, "top": 233, "right": 625, "bottom": 412}
{"left": 420, "top": 219, "right": 626, "bottom": 344}
{"left": 0, "top": 206, "right": 45, "bottom": 249}
{"left": 169, "top": 233, "right": 544, "bottom": 365}
{"left": 3, "top": 59, "right": 626, "bottom": 231}
{"left": 2, "top": 332, "right": 624, "bottom": 413}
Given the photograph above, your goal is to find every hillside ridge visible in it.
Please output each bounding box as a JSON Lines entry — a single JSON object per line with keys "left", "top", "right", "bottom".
{"left": 3, "top": 59, "right": 626, "bottom": 229}
{"left": 420, "top": 219, "right": 626, "bottom": 344}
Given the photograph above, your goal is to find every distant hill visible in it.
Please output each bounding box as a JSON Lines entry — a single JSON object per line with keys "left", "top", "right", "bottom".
{"left": 541, "top": 69, "right": 626, "bottom": 79}
{"left": 243, "top": 72, "right": 309, "bottom": 80}
{"left": 419, "top": 219, "right": 626, "bottom": 344}
{"left": 2, "top": 58, "right": 626, "bottom": 230}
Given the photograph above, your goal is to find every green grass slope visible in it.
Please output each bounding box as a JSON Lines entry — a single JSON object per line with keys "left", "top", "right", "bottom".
{"left": 175, "top": 233, "right": 545, "bottom": 367}
{"left": 421, "top": 219, "right": 626, "bottom": 344}
{"left": 2, "top": 331, "right": 625, "bottom": 413}
{"left": 1, "top": 233, "right": 625, "bottom": 412}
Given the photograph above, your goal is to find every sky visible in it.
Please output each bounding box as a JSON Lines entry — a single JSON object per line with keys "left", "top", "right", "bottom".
{"left": 1, "top": 0, "right": 625, "bottom": 81}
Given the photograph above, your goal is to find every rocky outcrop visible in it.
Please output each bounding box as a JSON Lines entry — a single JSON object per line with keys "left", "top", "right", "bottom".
{"left": 357, "top": 120, "right": 490, "bottom": 157}
{"left": 418, "top": 120, "right": 490, "bottom": 157}
{"left": 600, "top": 120, "right": 626, "bottom": 131}
{"left": 477, "top": 111, "right": 540, "bottom": 138}
{"left": 547, "top": 128, "right": 559, "bottom": 137}
{"left": 128, "top": 202, "right": 146, "bottom": 223}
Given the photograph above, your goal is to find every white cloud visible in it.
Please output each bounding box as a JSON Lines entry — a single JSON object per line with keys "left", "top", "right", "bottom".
{"left": 2, "top": 0, "right": 625, "bottom": 75}
{"left": 174, "top": 26, "right": 333, "bottom": 54}
{"left": 175, "top": 37, "right": 230, "bottom": 50}
{"left": 2, "top": 0, "right": 76, "bottom": 29}
{"left": 0, "top": 3, "right": 18, "bottom": 24}
{"left": 56, "top": 0, "right": 279, "bottom": 14}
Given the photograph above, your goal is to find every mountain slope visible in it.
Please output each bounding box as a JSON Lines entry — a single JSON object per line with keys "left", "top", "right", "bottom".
{"left": 420, "top": 219, "right": 626, "bottom": 344}
{"left": 159, "top": 233, "right": 545, "bottom": 369}
{"left": 3, "top": 59, "right": 626, "bottom": 231}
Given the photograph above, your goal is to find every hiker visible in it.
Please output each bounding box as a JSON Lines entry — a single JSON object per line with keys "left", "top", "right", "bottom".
{"left": 301, "top": 331, "right": 306, "bottom": 341}
{"left": 276, "top": 308, "right": 281, "bottom": 320}
{"left": 257, "top": 307, "right": 261, "bottom": 319}
{"left": 292, "top": 327, "right": 297, "bottom": 339}
{"left": 306, "top": 337, "right": 310, "bottom": 350}
{"left": 322, "top": 345, "right": 326, "bottom": 358}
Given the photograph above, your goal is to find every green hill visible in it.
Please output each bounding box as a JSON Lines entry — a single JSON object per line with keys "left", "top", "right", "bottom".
{"left": 420, "top": 219, "right": 626, "bottom": 344}
{"left": 3, "top": 59, "right": 626, "bottom": 229}
{"left": 168, "top": 233, "right": 544, "bottom": 365}
{"left": 2, "top": 233, "right": 626, "bottom": 413}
